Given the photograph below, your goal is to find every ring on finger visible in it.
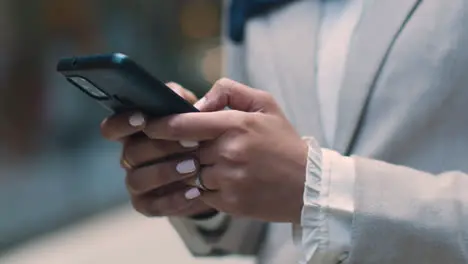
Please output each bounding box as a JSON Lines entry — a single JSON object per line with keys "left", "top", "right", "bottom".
{"left": 194, "top": 170, "right": 214, "bottom": 192}
{"left": 121, "top": 156, "right": 134, "bottom": 170}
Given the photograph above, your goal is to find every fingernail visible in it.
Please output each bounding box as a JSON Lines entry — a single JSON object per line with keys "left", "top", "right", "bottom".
{"left": 129, "top": 112, "right": 145, "bottom": 127}
{"left": 168, "top": 83, "right": 183, "bottom": 96}
{"left": 176, "top": 159, "right": 197, "bottom": 174}
{"left": 179, "top": 140, "right": 199, "bottom": 148}
{"left": 194, "top": 97, "right": 206, "bottom": 110}
{"left": 185, "top": 188, "right": 201, "bottom": 200}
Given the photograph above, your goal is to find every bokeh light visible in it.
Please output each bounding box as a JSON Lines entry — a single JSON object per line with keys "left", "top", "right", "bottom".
{"left": 201, "top": 45, "right": 222, "bottom": 84}
{"left": 179, "top": 0, "right": 220, "bottom": 40}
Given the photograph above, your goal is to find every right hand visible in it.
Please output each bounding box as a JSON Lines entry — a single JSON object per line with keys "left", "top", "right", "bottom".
{"left": 101, "top": 83, "right": 214, "bottom": 217}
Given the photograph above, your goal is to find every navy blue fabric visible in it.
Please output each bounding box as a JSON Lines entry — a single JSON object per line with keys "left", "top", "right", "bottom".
{"left": 229, "top": 0, "right": 297, "bottom": 43}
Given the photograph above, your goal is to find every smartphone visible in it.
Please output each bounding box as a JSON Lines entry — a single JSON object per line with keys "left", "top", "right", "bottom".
{"left": 56, "top": 53, "right": 199, "bottom": 117}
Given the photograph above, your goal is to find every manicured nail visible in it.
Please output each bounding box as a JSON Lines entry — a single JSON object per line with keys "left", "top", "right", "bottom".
{"left": 179, "top": 140, "right": 199, "bottom": 148}
{"left": 194, "top": 97, "right": 206, "bottom": 110}
{"left": 185, "top": 188, "right": 201, "bottom": 200}
{"left": 167, "top": 82, "right": 184, "bottom": 96}
{"left": 176, "top": 159, "right": 196, "bottom": 174}
{"left": 129, "top": 112, "right": 145, "bottom": 127}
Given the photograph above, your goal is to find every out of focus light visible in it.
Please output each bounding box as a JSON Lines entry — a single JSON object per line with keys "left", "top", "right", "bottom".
{"left": 200, "top": 46, "right": 222, "bottom": 84}
{"left": 179, "top": 0, "right": 219, "bottom": 39}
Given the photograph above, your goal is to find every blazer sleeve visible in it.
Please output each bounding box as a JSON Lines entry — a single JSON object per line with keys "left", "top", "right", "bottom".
{"left": 169, "top": 214, "right": 267, "bottom": 256}
{"left": 346, "top": 156, "right": 468, "bottom": 264}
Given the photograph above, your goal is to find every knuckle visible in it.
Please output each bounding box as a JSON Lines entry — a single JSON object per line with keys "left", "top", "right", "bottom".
{"left": 150, "top": 140, "right": 180, "bottom": 158}
{"left": 147, "top": 202, "right": 164, "bottom": 217}
{"left": 221, "top": 192, "right": 240, "bottom": 209}
{"left": 125, "top": 173, "right": 140, "bottom": 194}
{"left": 257, "top": 90, "right": 272, "bottom": 100}
{"left": 165, "top": 117, "right": 184, "bottom": 138}
{"left": 162, "top": 192, "right": 191, "bottom": 214}
{"left": 238, "top": 113, "right": 257, "bottom": 129}
{"left": 150, "top": 193, "right": 188, "bottom": 216}
{"left": 125, "top": 171, "right": 152, "bottom": 195}
{"left": 100, "top": 118, "right": 113, "bottom": 139}
{"left": 229, "top": 169, "right": 248, "bottom": 183}
{"left": 214, "top": 78, "right": 238, "bottom": 95}
{"left": 215, "top": 77, "right": 234, "bottom": 89}
{"left": 258, "top": 91, "right": 277, "bottom": 108}
{"left": 221, "top": 192, "right": 250, "bottom": 216}
{"left": 131, "top": 197, "right": 160, "bottom": 217}
{"left": 221, "top": 194, "right": 252, "bottom": 216}
{"left": 220, "top": 141, "right": 248, "bottom": 163}
{"left": 125, "top": 162, "right": 185, "bottom": 196}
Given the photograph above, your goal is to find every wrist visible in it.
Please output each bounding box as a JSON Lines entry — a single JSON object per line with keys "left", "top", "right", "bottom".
{"left": 288, "top": 138, "right": 313, "bottom": 225}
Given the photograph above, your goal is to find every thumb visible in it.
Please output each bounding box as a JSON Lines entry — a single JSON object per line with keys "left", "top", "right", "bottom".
{"left": 195, "top": 78, "right": 279, "bottom": 113}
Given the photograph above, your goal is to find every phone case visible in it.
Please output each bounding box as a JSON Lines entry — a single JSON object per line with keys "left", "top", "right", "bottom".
{"left": 57, "top": 53, "right": 199, "bottom": 117}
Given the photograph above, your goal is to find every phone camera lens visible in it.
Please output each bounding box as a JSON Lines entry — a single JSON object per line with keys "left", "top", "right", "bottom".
{"left": 68, "top": 77, "right": 109, "bottom": 100}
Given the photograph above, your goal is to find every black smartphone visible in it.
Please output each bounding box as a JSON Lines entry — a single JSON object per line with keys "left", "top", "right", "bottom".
{"left": 57, "top": 53, "right": 199, "bottom": 117}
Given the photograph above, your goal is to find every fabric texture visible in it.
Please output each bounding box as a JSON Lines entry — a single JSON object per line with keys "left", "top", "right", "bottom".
{"left": 317, "top": 0, "right": 364, "bottom": 146}
{"left": 172, "top": 1, "right": 362, "bottom": 261}
{"left": 171, "top": 0, "right": 468, "bottom": 263}
{"left": 300, "top": 148, "right": 355, "bottom": 264}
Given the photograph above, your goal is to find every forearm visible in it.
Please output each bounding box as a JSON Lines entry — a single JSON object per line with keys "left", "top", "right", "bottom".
{"left": 347, "top": 157, "right": 468, "bottom": 264}
{"left": 300, "top": 146, "right": 468, "bottom": 264}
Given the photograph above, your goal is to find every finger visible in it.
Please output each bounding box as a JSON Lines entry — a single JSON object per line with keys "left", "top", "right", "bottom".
{"left": 132, "top": 190, "right": 208, "bottom": 217}
{"left": 195, "top": 78, "right": 280, "bottom": 114}
{"left": 166, "top": 82, "right": 198, "bottom": 104}
{"left": 183, "top": 175, "right": 198, "bottom": 188}
{"left": 195, "top": 164, "right": 224, "bottom": 191}
{"left": 197, "top": 140, "right": 220, "bottom": 165}
{"left": 101, "top": 112, "right": 146, "bottom": 141}
{"left": 126, "top": 157, "right": 199, "bottom": 196}
{"left": 143, "top": 110, "right": 245, "bottom": 141}
{"left": 197, "top": 191, "right": 223, "bottom": 211}
{"left": 123, "top": 135, "right": 197, "bottom": 168}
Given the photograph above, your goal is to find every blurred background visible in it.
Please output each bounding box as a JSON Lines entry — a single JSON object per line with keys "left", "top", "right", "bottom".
{"left": 0, "top": 0, "right": 250, "bottom": 263}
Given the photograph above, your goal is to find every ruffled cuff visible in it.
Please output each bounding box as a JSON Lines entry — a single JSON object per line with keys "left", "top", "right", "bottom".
{"left": 300, "top": 137, "right": 325, "bottom": 262}
{"left": 299, "top": 138, "right": 355, "bottom": 264}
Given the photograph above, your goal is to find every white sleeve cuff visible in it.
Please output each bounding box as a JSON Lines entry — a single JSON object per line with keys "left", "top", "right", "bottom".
{"left": 170, "top": 213, "right": 266, "bottom": 256}
{"left": 192, "top": 212, "right": 230, "bottom": 231}
{"left": 300, "top": 139, "right": 356, "bottom": 264}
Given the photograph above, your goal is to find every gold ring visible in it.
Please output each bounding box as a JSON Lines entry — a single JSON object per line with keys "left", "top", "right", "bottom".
{"left": 121, "top": 157, "right": 134, "bottom": 170}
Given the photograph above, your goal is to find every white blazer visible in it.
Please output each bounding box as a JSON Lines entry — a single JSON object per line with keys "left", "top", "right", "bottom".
{"left": 171, "top": 0, "right": 468, "bottom": 263}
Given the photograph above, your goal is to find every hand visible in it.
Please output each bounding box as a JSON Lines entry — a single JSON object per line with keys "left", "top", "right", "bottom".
{"left": 132, "top": 78, "right": 309, "bottom": 224}
{"left": 101, "top": 83, "right": 215, "bottom": 217}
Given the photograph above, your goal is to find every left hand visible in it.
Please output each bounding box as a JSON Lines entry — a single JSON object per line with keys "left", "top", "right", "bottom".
{"left": 133, "top": 78, "right": 309, "bottom": 224}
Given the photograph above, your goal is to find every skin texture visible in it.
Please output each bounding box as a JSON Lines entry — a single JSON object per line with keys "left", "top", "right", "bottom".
{"left": 101, "top": 79, "right": 308, "bottom": 224}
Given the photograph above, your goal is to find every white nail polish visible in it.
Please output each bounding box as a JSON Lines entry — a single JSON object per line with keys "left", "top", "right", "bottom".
{"left": 179, "top": 140, "right": 199, "bottom": 148}
{"left": 129, "top": 112, "right": 145, "bottom": 127}
{"left": 176, "top": 159, "right": 196, "bottom": 174}
{"left": 169, "top": 84, "right": 184, "bottom": 97}
{"left": 185, "top": 188, "right": 201, "bottom": 200}
{"left": 194, "top": 97, "right": 206, "bottom": 110}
